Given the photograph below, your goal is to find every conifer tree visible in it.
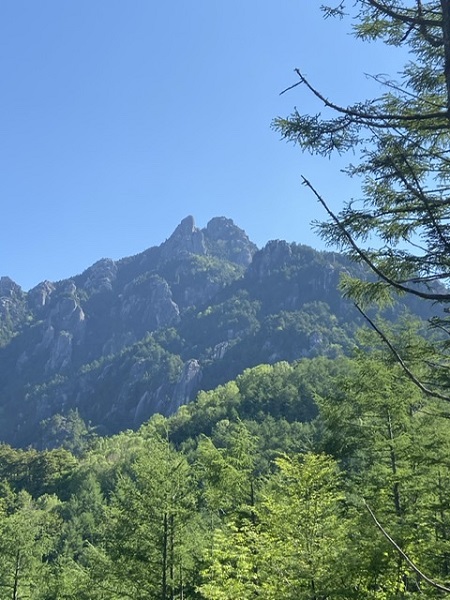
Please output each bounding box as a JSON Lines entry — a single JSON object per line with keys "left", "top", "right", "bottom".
{"left": 104, "top": 432, "right": 198, "bottom": 600}
{"left": 275, "top": 1, "right": 450, "bottom": 379}
{"left": 0, "top": 490, "right": 59, "bottom": 600}
{"left": 317, "top": 339, "right": 450, "bottom": 595}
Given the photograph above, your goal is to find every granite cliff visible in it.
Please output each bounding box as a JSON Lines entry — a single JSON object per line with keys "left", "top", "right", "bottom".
{"left": 0, "top": 216, "right": 429, "bottom": 448}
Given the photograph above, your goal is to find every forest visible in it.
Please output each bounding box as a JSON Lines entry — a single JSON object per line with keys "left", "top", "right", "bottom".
{"left": 2, "top": 330, "right": 450, "bottom": 599}
{"left": 3, "top": 1, "right": 450, "bottom": 598}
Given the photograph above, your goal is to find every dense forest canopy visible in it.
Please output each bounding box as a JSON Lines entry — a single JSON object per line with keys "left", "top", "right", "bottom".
{"left": 1, "top": 341, "right": 450, "bottom": 598}
{"left": 2, "top": 1, "right": 450, "bottom": 598}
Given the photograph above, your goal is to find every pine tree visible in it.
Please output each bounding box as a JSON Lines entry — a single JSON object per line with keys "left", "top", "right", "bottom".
{"left": 274, "top": 1, "right": 450, "bottom": 384}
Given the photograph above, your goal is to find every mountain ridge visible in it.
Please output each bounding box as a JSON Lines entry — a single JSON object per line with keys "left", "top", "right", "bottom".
{"left": 0, "top": 216, "right": 431, "bottom": 448}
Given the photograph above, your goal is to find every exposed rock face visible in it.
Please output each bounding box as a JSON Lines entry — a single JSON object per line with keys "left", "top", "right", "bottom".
{"left": 160, "top": 215, "right": 206, "bottom": 261}
{"left": 49, "top": 295, "right": 85, "bottom": 333}
{"left": 24, "top": 282, "right": 87, "bottom": 375}
{"left": 120, "top": 275, "right": 180, "bottom": 336}
{"left": 37, "top": 324, "right": 57, "bottom": 351}
{"left": 211, "top": 341, "right": 230, "bottom": 360}
{"left": 245, "top": 241, "right": 344, "bottom": 313}
{"left": 0, "top": 276, "right": 22, "bottom": 299}
{"left": 46, "top": 331, "right": 73, "bottom": 372}
{"left": 83, "top": 259, "right": 118, "bottom": 293}
{"left": 28, "top": 281, "right": 55, "bottom": 310}
{"left": 0, "top": 289, "right": 19, "bottom": 321}
{"left": 170, "top": 359, "right": 202, "bottom": 412}
{"left": 0, "top": 277, "right": 29, "bottom": 345}
{"left": 129, "top": 358, "right": 202, "bottom": 426}
{"left": 1, "top": 215, "right": 396, "bottom": 449}
{"left": 204, "top": 216, "right": 256, "bottom": 266}
{"left": 247, "top": 240, "right": 293, "bottom": 279}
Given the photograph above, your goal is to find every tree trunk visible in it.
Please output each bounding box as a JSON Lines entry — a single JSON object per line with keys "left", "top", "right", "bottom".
{"left": 169, "top": 514, "right": 174, "bottom": 600}
{"left": 440, "top": 0, "right": 450, "bottom": 113}
{"left": 162, "top": 512, "right": 168, "bottom": 600}
{"left": 387, "top": 409, "right": 402, "bottom": 517}
{"left": 12, "top": 549, "right": 20, "bottom": 600}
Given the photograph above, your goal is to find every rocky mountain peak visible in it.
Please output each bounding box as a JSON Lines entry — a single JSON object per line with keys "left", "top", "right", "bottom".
{"left": 204, "top": 217, "right": 257, "bottom": 266}
{"left": 247, "top": 240, "right": 293, "bottom": 279}
{"left": 158, "top": 216, "right": 257, "bottom": 267}
{"left": 160, "top": 215, "right": 206, "bottom": 261}
{"left": 178, "top": 214, "right": 196, "bottom": 232}
{"left": 206, "top": 216, "right": 237, "bottom": 234}
{"left": 0, "top": 214, "right": 434, "bottom": 449}
{"left": 0, "top": 276, "right": 22, "bottom": 298}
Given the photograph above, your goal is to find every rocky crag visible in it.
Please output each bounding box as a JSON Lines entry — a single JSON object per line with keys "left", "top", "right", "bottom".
{"left": 0, "top": 216, "right": 428, "bottom": 448}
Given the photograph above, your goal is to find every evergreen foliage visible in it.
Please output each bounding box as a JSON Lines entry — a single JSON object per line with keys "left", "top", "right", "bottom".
{"left": 275, "top": 0, "right": 450, "bottom": 394}
{"left": 0, "top": 337, "right": 449, "bottom": 597}
{"left": 2, "top": 3, "right": 450, "bottom": 597}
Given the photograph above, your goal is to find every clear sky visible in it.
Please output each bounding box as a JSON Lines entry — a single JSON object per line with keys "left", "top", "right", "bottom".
{"left": 1, "top": 1, "right": 404, "bottom": 291}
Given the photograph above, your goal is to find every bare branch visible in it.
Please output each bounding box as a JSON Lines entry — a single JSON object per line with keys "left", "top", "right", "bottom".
{"left": 301, "top": 176, "right": 450, "bottom": 301}
{"left": 355, "top": 303, "right": 450, "bottom": 402}
{"left": 294, "top": 70, "right": 447, "bottom": 124}
{"left": 365, "top": 501, "right": 450, "bottom": 593}
{"left": 280, "top": 79, "right": 302, "bottom": 96}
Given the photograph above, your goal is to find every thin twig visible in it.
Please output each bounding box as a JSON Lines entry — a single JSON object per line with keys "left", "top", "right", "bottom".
{"left": 301, "top": 176, "right": 450, "bottom": 301}
{"left": 365, "top": 501, "right": 450, "bottom": 593}
{"left": 280, "top": 79, "right": 302, "bottom": 96}
{"left": 354, "top": 303, "right": 450, "bottom": 402}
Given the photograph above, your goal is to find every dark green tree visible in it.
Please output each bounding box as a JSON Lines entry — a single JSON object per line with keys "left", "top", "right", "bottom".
{"left": 102, "top": 431, "right": 199, "bottom": 600}
{"left": 275, "top": 1, "right": 450, "bottom": 395}
{"left": 0, "top": 490, "right": 60, "bottom": 600}
{"left": 316, "top": 338, "right": 450, "bottom": 596}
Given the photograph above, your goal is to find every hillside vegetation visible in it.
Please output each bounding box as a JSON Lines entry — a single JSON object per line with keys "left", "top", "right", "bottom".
{"left": 0, "top": 326, "right": 449, "bottom": 597}
{"left": 0, "top": 216, "right": 429, "bottom": 448}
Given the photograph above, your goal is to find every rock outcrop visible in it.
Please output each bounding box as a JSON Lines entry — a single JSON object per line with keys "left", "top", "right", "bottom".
{"left": 82, "top": 259, "right": 118, "bottom": 293}
{"left": 28, "top": 281, "right": 55, "bottom": 310}
{"left": 160, "top": 215, "right": 206, "bottom": 261}
{"left": 1, "top": 215, "right": 422, "bottom": 449}
{"left": 204, "top": 216, "right": 256, "bottom": 266}
{"left": 0, "top": 277, "right": 29, "bottom": 345}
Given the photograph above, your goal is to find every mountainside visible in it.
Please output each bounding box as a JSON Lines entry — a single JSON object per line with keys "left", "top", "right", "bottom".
{"left": 0, "top": 216, "right": 430, "bottom": 448}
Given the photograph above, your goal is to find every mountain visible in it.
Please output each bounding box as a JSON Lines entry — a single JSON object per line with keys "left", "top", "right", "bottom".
{"left": 0, "top": 216, "right": 431, "bottom": 448}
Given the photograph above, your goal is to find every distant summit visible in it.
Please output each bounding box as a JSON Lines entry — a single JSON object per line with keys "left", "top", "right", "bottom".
{"left": 0, "top": 216, "right": 433, "bottom": 448}
{"left": 159, "top": 215, "right": 256, "bottom": 265}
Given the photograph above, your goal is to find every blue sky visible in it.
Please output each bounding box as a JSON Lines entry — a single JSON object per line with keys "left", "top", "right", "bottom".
{"left": 1, "top": 1, "right": 404, "bottom": 291}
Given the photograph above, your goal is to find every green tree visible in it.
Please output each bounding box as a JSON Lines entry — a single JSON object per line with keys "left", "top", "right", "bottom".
{"left": 0, "top": 489, "right": 60, "bottom": 600}
{"left": 260, "top": 453, "right": 355, "bottom": 600}
{"left": 103, "top": 432, "right": 199, "bottom": 600}
{"left": 276, "top": 8, "right": 450, "bottom": 586}
{"left": 195, "top": 420, "right": 259, "bottom": 521}
{"left": 199, "top": 520, "right": 262, "bottom": 600}
{"left": 200, "top": 453, "right": 355, "bottom": 600}
{"left": 275, "top": 1, "right": 450, "bottom": 391}
{"left": 317, "top": 341, "right": 450, "bottom": 596}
